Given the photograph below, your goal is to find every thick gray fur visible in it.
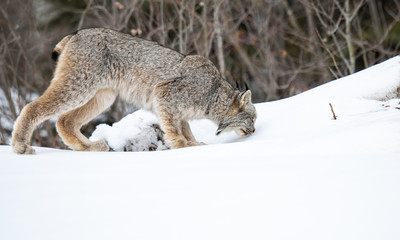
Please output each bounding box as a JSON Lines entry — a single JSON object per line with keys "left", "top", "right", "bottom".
{"left": 11, "top": 28, "right": 257, "bottom": 154}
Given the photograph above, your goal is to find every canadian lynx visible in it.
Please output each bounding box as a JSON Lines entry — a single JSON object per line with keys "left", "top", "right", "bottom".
{"left": 11, "top": 28, "right": 256, "bottom": 154}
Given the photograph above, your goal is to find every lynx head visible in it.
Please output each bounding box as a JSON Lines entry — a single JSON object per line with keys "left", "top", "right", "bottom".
{"left": 216, "top": 89, "right": 257, "bottom": 136}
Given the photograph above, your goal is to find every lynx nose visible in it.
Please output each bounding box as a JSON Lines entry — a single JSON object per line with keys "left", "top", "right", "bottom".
{"left": 247, "top": 127, "right": 255, "bottom": 135}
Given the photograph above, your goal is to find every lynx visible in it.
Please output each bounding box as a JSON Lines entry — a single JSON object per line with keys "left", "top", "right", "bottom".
{"left": 11, "top": 28, "right": 256, "bottom": 154}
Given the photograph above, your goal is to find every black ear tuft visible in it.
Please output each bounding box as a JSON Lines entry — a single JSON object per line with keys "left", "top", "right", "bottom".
{"left": 51, "top": 51, "right": 59, "bottom": 61}
{"left": 244, "top": 81, "right": 249, "bottom": 91}
{"left": 235, "top": 81, "right": 240, "bottom": 90}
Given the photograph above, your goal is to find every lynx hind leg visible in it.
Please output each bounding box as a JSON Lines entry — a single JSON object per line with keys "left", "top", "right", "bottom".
{"left": 11, "top": 78, "right": 98, "bottom": 154}
{"left": 181, "top": 120, "right": 205, "bottom": 147}
{"left": 56, "top": 89, "right": 117, "bottom": 152}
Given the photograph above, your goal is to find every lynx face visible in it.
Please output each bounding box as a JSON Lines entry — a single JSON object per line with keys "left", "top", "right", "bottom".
{"left": 216, "top": 90, "right": 257, "bottom": 136}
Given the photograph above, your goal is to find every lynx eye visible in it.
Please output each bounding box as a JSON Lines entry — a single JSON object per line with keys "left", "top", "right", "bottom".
{"left": 250, "top": 117, "right": 255, "bottom": 123}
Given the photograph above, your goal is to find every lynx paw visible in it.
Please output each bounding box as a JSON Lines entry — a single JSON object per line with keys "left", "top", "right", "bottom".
{"left": 187, "top": 141, "right": 206, "bottom": 147}
{"left": 165, "top": 138, "right": 186, "bottom": 149}
{"left": 13, "top": 142, "right": 36, "bottom": 154}
{"left": 85, "top": 140, "right": 110, "bottom": 152}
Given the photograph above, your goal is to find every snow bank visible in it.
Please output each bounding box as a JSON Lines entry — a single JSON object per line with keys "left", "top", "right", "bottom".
{"left": 89, "top": 110, "right": 168, "bottom": 151}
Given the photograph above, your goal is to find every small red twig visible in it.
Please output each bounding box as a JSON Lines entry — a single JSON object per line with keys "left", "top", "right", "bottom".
{"left": 52, "top": 134, "right": 58, "bottom": 148}
{"left": 329, "top": 103, "right": 337, "bottom": 120}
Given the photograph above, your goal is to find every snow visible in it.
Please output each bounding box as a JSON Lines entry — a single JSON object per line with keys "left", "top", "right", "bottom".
{"left": 1, "top": 56, "right": 400, "bottom": 240}
{"left": 89, "top": 109, "right": 168, "bottom": 151}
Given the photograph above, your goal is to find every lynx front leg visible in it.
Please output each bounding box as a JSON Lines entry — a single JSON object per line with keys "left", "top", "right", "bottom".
{"left": 181, "top": 120, "right": 205, "bottom": 147}
{"left": 158, "top": 113, "right": 188, "bottom": 149}
{"left": 56, "top": 89, "right": 117, "bottom": 151}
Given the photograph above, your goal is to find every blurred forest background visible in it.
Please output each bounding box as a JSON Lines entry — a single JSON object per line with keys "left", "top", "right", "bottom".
{"left": 1, "top": 0, "right": 400, "bottom": 148}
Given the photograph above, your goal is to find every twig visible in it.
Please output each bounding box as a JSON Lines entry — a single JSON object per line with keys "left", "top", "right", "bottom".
{"left": 329, "top": 103, "right": 337, "bottom": 120}
{"left": 315, "top": 29, "right": 343, "bottom": 78}
{"left": 52, "top": 134, "right": 58, "bottom": 148}
{"left": 214, "top": 0, "right": 226, "bottom": 76}
{"left": 77, "top": 0, "right": 93, "bottom": 30}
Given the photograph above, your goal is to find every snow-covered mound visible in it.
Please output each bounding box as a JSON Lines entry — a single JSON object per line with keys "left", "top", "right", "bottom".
{"left": 1, "top": 56, "right": 400, "bottom": 240}
{"left": 90, "top": 110, "right": 168, "bottom": 151}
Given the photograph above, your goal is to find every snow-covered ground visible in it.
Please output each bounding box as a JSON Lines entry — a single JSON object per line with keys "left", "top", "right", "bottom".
{"left": 1, "top": 56, "right": 400, "bottom": 240}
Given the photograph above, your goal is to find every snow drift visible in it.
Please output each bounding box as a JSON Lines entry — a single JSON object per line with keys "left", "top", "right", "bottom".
{"left": 1, "top": 56, "right": 400, "bottom": 240}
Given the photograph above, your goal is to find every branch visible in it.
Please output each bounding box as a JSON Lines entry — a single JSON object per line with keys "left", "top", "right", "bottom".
{"left": 315, "top": 29, "right": 343, "bottom": 77}
{"left": 213, "top": 0, "right": 226, "bottom": 76}
{"left": 329, "top": 103, "right": 337, "bottom": 120}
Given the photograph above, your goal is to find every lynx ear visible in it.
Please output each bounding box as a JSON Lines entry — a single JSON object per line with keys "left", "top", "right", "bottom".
{"left": 239, "top": 90, "right": 252, "bottom": 107}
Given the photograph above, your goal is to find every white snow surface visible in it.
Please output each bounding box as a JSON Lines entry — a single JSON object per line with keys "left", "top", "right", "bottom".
{"left": 1, "top": 56, "right": 400, "bottom": 240}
